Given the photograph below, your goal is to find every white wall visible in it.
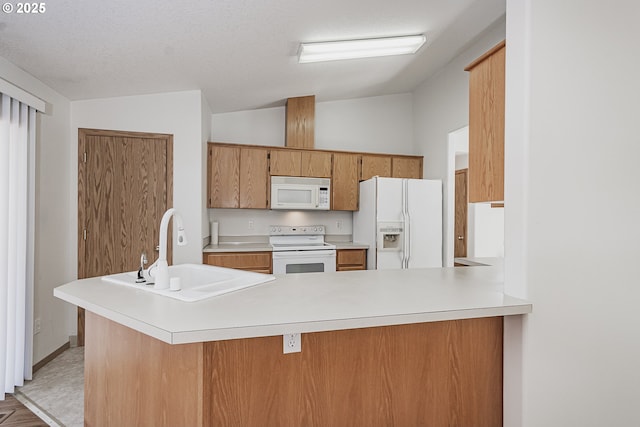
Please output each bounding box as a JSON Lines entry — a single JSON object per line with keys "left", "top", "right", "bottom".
{"left": 201, "top": 94, "right": 212, "bottom": 247}
{"left": 0, "top": 58, "right": 75, "bottom": 364}
{"left": 211, "top": 106, "right": 284, "bottom": 147}
{"left": 467, "top": 203, "right": 504, "bottom": 257}
{"left": 413, "top": 19, "right": 505, "bottom": 266}
{"left": 315, "top": 94, "right": 414, "bottom": 153}
{"left": 211, "top": 93, "right": 414, "bottom": 153}
{"left": 209, "top": 209, "right": 352, "bottom": 238}
{"left": 454, "top": 153, "right": 468, "bottom": 170}
{"left": 504, "top": 0, "right": 640, "bottom": 426}
{"left": 71, "top": 91, "right": 206, "bottom": 266}
{"left": 210, "top": 94, "right": 415, "bottom": 237}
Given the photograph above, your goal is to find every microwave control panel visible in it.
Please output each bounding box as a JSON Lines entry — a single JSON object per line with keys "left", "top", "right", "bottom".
{"left": 318, "top": 187, "right": 330, "bottom": 208}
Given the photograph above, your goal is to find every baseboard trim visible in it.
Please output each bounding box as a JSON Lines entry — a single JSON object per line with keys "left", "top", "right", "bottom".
{"left": 33, "top": 341, "right": 70, "bottom": 374}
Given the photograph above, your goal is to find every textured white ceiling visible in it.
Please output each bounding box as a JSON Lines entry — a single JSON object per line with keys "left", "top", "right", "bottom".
{"left": 0, "top": 0, "right": 505, "bottom": 113}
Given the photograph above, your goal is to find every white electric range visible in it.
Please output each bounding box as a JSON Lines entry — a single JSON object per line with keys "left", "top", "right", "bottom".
{"left": 269, "top": 225, "right": 336, "bottom": 274}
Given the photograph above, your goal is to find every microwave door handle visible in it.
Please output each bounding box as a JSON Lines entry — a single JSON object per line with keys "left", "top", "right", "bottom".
{"left": 316, "top": 188, "right": 319, "bottom": 208}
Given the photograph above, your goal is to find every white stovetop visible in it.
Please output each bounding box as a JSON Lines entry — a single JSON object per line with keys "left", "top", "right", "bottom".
{"left": 54, "top": 264, "right": 530, "bottom": 345}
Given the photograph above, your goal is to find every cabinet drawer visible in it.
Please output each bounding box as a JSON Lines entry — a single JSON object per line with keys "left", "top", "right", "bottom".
{"left": 336, "top": 249, "right": 366, "bottom": 271}
{"left": 203, "top": 252, "right": 272, "bottom": 273}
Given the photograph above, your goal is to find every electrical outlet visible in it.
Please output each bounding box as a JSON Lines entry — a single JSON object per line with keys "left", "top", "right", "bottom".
{"left": 34, "top": 318, "right": 41, "bottom": 335}
{"left": 336, "top": 220, "right": 343, "bottom": 230}
{"left": 283, "top": 333, "right": 301, "bottom": 354}
{"left": 248, "top": 220, "right": 255, "bottom": 230}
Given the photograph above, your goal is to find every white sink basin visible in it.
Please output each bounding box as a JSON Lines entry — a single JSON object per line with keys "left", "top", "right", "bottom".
{"left": 101, "top": 263, "right": 275, "bottom": 302}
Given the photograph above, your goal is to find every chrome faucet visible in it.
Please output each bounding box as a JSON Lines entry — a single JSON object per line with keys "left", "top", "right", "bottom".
{"left": 147, "top": 208, "right": 188, "bottom": 290}
{"left": 136, "top": 252, "right": 148, "bottom": 283}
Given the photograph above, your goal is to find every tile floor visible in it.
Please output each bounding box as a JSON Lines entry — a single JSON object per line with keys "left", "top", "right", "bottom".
{"left": 15, "top": 347, "right": 84, "bottom": 427}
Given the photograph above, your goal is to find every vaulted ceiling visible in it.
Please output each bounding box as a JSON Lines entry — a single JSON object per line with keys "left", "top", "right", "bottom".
{"left": 0, "top": 0, "right": 505, "bottom": 113}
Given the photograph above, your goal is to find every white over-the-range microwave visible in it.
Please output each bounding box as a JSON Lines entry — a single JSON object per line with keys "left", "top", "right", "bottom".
{"left": 270, "top": 176, "right": 330, "bottom": 210}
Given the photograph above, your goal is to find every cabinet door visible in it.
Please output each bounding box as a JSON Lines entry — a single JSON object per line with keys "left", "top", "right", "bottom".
{"left": 466, "top": 41, "right": 505, "bottom": 202}
{"left": 301, "top": 151, "right": 332, "bottom": 178}
{"left": 361, "top": 155, "right": 392, "bottom": 181}
{"left": 269, "top": 150, "right": 301, "bottom": 176}
{"left": 391, "top": 157, "right": 423, "bottom": 179}
{"left": 240, "top": 147, "right": 268, "bottom": 209}
{"left": 208, "top": 145, "right": 239, "bottom": 208}
{"left": 203, "top": 251, "right": 272, "bottom": 274}
{"left": 332, "top": 153, "right": 360, "bottom": 211}
{"left": 336, "top": 249, "right": 367, "bottom": 271}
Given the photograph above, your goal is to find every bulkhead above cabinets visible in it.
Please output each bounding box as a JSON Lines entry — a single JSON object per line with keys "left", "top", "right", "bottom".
{"left": 206, "top": 142, "right": 423, "bottom": 212}
{"left": 286, "top": 95, "right": 315, "bottom": 150}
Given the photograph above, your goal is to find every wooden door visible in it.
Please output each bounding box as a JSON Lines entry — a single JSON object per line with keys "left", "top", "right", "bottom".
{"left": 269, "top": 149, "right": 301, "bottom": 176}
{"left": 332, "top": 153, "right": 360, "bottom": 211}
{"left": 301, "top": 151, "right": 332, "bottom": 177}
{"left": 208, "top": 144, "right": 240, "bottom": 208}
{"left": 391, "top": 157, "right": 423, "bottom": 179}
{"left": 361, "top": 155, "right": 391, "bottom": 180}
{"left": 240, "top": 147, "right": 268, "bottom": 209}
{"left": 454, "top": 169, "right": 468, "bottom": 258}
{"left": 78, "top": 128, "right": 173, "bottom": 345}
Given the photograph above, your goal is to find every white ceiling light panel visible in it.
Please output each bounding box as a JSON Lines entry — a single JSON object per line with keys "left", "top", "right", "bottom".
{"left": 298, "top": 35, "right": 427, "bottom": 63}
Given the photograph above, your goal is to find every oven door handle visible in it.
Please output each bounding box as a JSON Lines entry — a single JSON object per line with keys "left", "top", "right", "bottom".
{"left": 272, "top": 250, "right": 336, "bottom": 258}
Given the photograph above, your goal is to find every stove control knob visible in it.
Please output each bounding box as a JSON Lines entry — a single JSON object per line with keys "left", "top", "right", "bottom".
{"left": 314, "top": 226, "right": 319, "bottom": 232}
{"left": 277, "top": 227, "right": 281, "bottom": 232}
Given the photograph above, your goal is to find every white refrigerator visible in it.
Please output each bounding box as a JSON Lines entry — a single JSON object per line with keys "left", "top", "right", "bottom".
{"left": 353, "top": 177, "right": 442, "bottom": 270}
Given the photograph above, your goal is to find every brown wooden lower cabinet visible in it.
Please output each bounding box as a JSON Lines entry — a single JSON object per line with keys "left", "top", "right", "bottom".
{"left": 203, "top": 251, "right": 272, "bottom": 274}
{"left": 84, "top": 311, "right": 503, "bottom": 427}
{"left": 336, "top": 248, "right": 367, "bottom": 271}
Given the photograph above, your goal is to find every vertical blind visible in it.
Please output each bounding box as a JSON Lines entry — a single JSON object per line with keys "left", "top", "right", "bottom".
{"left": 0, "top": 92, "right": 36, "bottom": 396}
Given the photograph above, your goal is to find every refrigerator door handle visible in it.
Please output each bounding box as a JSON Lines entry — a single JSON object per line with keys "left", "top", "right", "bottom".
{"left": 404, "top": 180, "right": 410, "bottom": 268}
{"left": 399, "top": 180, "right": 406, "bottom": 269}
{"left": 401, "top": 179, "right": 409, "bottom": 269}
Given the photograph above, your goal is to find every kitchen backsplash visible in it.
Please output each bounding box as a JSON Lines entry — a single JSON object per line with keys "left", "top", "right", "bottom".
{"left": 208, "top": 209, "right": 353, "bottom": 237}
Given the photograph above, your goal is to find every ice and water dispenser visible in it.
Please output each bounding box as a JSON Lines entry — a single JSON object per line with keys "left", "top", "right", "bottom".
{"left": 377, "top": 222, "right": 404, "bottom": 251}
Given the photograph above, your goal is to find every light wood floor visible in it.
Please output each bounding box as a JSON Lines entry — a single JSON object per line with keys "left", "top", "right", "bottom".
{"left": 0, "top": 394, "right": 47, "bottom": 427}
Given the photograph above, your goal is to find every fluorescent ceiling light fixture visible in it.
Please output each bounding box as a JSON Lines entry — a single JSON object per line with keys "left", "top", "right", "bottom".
{"left": 298, "top": 35, "right": 426, "bottom": 63}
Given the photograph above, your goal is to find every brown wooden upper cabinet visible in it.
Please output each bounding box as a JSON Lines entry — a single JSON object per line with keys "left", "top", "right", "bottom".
{"left": 270, "top": 150, "right": 300, "bottom": 176}
{"left": 465, "top": 40, "right": 505, "bottom": 203}
{"left": 208, "top": 144, "right": 239, "bottom": 208}
{"left": 332, "top": 153, "right": 360, "bottom": 211}
{"left": 239, "top": 147, "right": 269, "bottom": 209}
{"left": 361, "top": 155, "right": 391, "bottom": 181}
{"left": 270, "top": 149, "right": 332, "bottom": 178}
{"left": 208, "top": 142, "right": 423, "bottom": 211}
{"left": 360, "top": 154, "right": 423, "bottom": 181}
{"left": 391, "top": 157, "right": 422, "bottom": 179}
{"left": 207, "top": 143, "right": 268, "bottom": 209}
{"left": 301, "top": 151, "right": 332, "bottom": 178}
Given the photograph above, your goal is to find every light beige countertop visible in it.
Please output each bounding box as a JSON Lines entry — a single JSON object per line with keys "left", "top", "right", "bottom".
{"left": 55, "top": 263, "right": 530, "bottom": 345}
{"left": 328, "top": 241, "right": 369, "bottom": 250}
{"left": 203, "top": 242, "right": 274, "bottom": 253}
{"left": 202, "top": 235, "right": 369, "bottom": 252}
{"left": 454, "top": 257, "right": 503, "bottom": 267}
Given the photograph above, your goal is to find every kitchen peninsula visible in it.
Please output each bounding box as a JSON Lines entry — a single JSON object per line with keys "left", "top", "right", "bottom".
{"left": 55, "top": 264, "right": 530, "bottom": 427}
